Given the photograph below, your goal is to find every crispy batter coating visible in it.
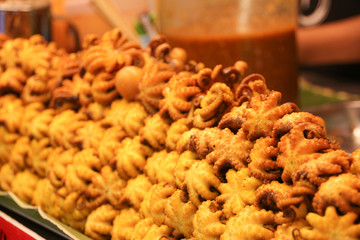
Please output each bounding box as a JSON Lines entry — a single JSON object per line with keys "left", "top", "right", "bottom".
{"left": 11, "top": 169, "right": 40, "bottom": 203}
{"left": 145, "top": 150, "right": 178, "bottom": 185}
{"left": 49, "top": 110, "right": 87, "bottom": 149}
{"left": 138, "top": 61, "right": 175, "bottom": 114}
{"left": 193, "top": 83, "right": 234, "bottom": 129}
{"left": 47, "top": 147, "right": 78, "bottom": 188}
{"left": 98, "top": 126, "right": 126, "bottom": 165}
{"left": 174, "top": 151, "right": 198, "bottom": 189}
{"left": 313, "top": 173, "right": 360, "bottom": 215}
{"left": 164, "top": 189, "right": 197, "bottom": 238}
{"left": 92, "top": 72, "right": 118, "bottom": 105}
{"left": 28, "top": 138, "right": 52, "bottom": 177}
{"left": 65, "top": 149, "right": 102, "bottom": 193}
{"left": 255, "top": 181, "right": 312, "bottom": 223}
{"left": 301, "top": 206, "right": 360, "bottom": 240}
{"left": 189, "top": 128, "right": 253, "bottom": 180}
{"left": 183, "top": 160, "right": 221, "bottom": 207}
{"left": 130, "top": 218, "right": 173, "bottom": 240}
{"left": 0, "top": 67, "right": 27, "bottom": 94}
{"left": 28, "top": 108, "right": 55, "bottom": 139}
{"left": 21, "top": 75, "right": 51, "bottom": 104}
{"left": 0, "top": 126, "right": 18, "bottom": 166}
{"left": 80, "top": 102, "right": 106, "bottom": 121}
{"left": 19, "top": 102, "right": 45, "bottom": 136}
{"left": 176, "top": 128, "right": 200, "bottom": 154}
{"left": 0, "top": 163, "right": 16, "bottom": 191}
{"left": 119, "top": 174, "right": 153, "bottom": 210}
{"left": 140, "top": 182, "right": 177, "bottom": 226}
{"left": 217, "top": 168, "right": 262, "bottom": 219}
{"left": 111, "top": 208, "right": 141, "bottom": 240}
{"left": 272, "top": 112, "right": 327, "bottom": 140}
{"left": 193, "top": 200, "right": 226, "bottom": 240}
{"left": 0, "top": 37, "right": 25, "bottom": 68}
{"left": 277, "top": 122, "right": 335, "bottom": 185}
{"left": 114, "top": 136, "right": 153, "bottom": 180}
{"left": 82, "top": 45, "right": 118, "bottom": 74}
{"left": 248, "top": 137, "right": 281, "bottom": 182}
{"left": 270, "top": 219, "right": 308, "bottom": 240}
{"left": 220, "top": 205, "right": 275, "bottom": 240}
{"left": 85, "top": 165, "right": 126, "bottom": 209}
{"left": 0, "top": 94, "right": 24, "bottom": 133}
{"left": 50, "top": 74, "right": 93, "bottom": 109}
{"left": 74, "top": 120, "right": 105, "bottom": 150}
{"left": 140, "top": 114, "right": 170, "bottom": 150}
{"left": 9, "top": 136, "right": 30, "bottom": 172}
{"left": 159, "top": 74, "right": 201, "bottom": 121}
{"left": 85, "top": 204, "right": 119, "bottom": 240}
{"left": 166, "top": 118, "right": 191, "bottom": 151}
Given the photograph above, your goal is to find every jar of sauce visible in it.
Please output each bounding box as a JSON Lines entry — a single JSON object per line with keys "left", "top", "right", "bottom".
{"left": 153, "top": 0, "right": 298, "bottom": 103}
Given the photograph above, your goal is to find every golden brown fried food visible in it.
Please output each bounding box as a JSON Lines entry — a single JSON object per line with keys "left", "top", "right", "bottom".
{"left": 192, "top": 200, "right": 226, "bottom": 240}
{"left": 82, "top": 45, "right": 118, "bottom": 74}
{"left": 166, "top": 118, "right": 191, "bottom": 151}
{"left": 193, "top": 83, "right": 234, "bottom": 129}
{"left": 350, "top": 148, "right": 360, "bottom": 176}
{"left": 183, "top": 160, "right": 221, "bottom": 207}
{"left": 164, "top": 189, "right": 197, "bottom": 238}
{"left": 0, "top": 67, "right": 27, "bottom": 95}
{"left": 65, "top": 149, "right": 102, "bottom": 193}
{"left": 74, "top": 120, "right": 105, "bottom": 150}
{"left": 92, "top": 72, "right": 118, "bottom": 105}
{"left": 98, "top": 126, "right": 126, "bottom": 165}
{"left": 111, "top": 208, "right": 141, "bottom": 240}
{"left": 189, "top": 128, "right": 253, "bottom": 180}
{"left": 11, "top": 169, "right": 40, "bottom": 203}
{"left": 50, "top": 74, "right": 93, "bottom": 109}
{"left": 21, "top": 75, "right": 51, "bottom": 104}
{"left": 159, "top": 74, "right": 201, "bottom": 121}
{"left": 85, "top": 204, "right": 119, "bottom": 240}
{"left": 277, "top": 122, "right": 335, "bottom": 185}
{"left": 0, "top": 126, "right": 18, "bottom": 166}
{"left": 217, "top": 168, "right": 262, "bottom": 219}
{"left": 0, "top": 94, "right": 24, "bottom": 133}
{"left": 270, "top": 219, "right": 308, "bottom": 240}
{"left": 114, "top": 136, "right": 153, "bottom": 180}
{"left": 19, "top": 102, "right": 45, "bottom": 136}
{"left": 27, "top": 138, "right": 52, "bottom": 177}
{"left": 119, "top": 174, "right": 153, "bottom": 210}
{"left": 255, "top": 181, "right": 312, "bottom": 223}
{"left": 138, "top": 61, "right": 175, "bottom": 114}
{"left": 145, "top": 150, "right": 178, "bottom": 185}
{"left": 301, "top": 206, "right": 360, "bottom": 240}
{"left": 85, "top": 166, "right": 126, "bottom": 209}
{"left": 220, "top": 205, "right": 275, "bottom": 240}
{"left": 248, "top": 137, "right": 280, "bottom": 182}
{"left": 140, "top": 182, "right": 177, "bottom": 226}
{"left": 47, "top": 147, "right": 78, "bottom": 188}
{"left": 115, "top": 65, "right": 143, "bottom": 101}
{"left": 49, "top": 110, "right": 87, "bottom": 149}
{"left": 313, "top": 173, "right": 360, "bottom": 215}
{"left": 9, "top": 136, "right": 30, "bottom": 172}
{"left": 0, "top": 163, "right": 16, "bottom": 191}
{"left": 140, "top": 114, "right": 170, "bottom": 150}
{"left": 174, "top": 151, "right": 198, "bottom": 189}
{"left": 130, "top": 218, "right": 173, "bottom": 240}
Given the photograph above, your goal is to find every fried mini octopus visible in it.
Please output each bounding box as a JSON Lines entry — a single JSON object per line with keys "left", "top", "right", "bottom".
{"left": 277, "top": 122, "right": 346, "bottom": 185}
{"left": 193, "top": 82, "right": 234, "bottom": 129}
{"left": 91, "top": 72, "right": 118, "bottom": 105}
{"left": 312, "top": 173, "right": 360, "bottom": 215}
{"left": 145, "top": 150, "right": 178, "bottom": 185}
{"left": 84, "top": 165, "right": 126, "bottom": 209}
{"left": 0, "top": 94, "right": 24, "bottom": 133}
{"left": 0, "top": 67, "right": 27, "bottom": 95}
{"left": 216, "top": 168, "right": 262, "bottom": 219}
{"left": 159, "top": 74, "right": 201, "bottom": 121}
{"left": 111, "top": 207, "right": 141, "bottom": 240}
{"left": 189, "top": 128, "right": 253, "bottom": 180}
{"left": 130, "top": 218, "right": 173, "bottom": 240}
{"left": 139, "top": 113, "right": 170, "bottom": 150}
{"left": 255, "top": 181, "right": 312, "bottom": 223}
{"left": 164, "top": 189, "right": 197, "bottom": 238}
{"left": 137, "top": 61, "right": 175, "bottom": 114}
{"left": 220, "top": 205, "right": 275, "bottom": 240}
{"left": 301, "top": 206, "right": 360, "bottom": 240}
{"left": 84, "top": 204, "right": 119, "bottom": 240}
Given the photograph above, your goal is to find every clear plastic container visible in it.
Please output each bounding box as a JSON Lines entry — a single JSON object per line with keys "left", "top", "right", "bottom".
{"left": 153, "top": 0, "right": 299, "bottom": 103}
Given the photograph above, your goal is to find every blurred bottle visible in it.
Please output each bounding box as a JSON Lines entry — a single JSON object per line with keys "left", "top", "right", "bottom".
{"left": 152, "top": 0, "right": 298, "bottom": 103}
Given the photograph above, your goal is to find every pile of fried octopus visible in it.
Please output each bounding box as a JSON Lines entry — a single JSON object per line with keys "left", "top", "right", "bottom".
{"left": 0, "top": 29, "right": 360, "bottom": 240}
